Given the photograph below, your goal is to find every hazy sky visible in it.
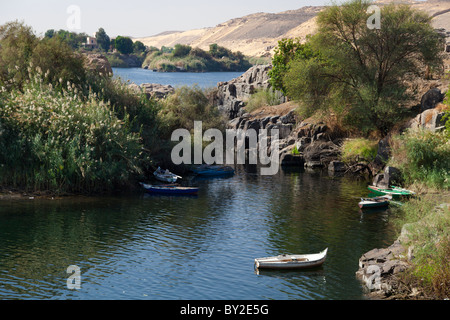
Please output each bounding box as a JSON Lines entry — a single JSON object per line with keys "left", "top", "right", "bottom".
{"left": 1, "top": 0, "right": 337, "bottom": 38}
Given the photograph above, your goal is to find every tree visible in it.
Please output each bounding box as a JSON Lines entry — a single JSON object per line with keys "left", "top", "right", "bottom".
{"left": 281, "top": 0, "right": 443, "bottom": 135}
{"left": 173, "top": 44, "right": 191, "bottom": 57}
{"left": 96, "top": 28, "right": 110, "bottom": 52}
{"left": 268, "top": 38, "right": 316, "bottom": 95}
{"left": 133, "top": 40, "right": 146, "bottom": 54}
{"left": 114, "top": 36, "right": 133, "bottom": 55}
{"left": 0, "top": 21, "right": 38, "bottom": 87}
{"left": 44, "top": 29, "right": 55, "bottom": 38}
{"left": 31, "top": 36, "right": 86, "bottom": 88}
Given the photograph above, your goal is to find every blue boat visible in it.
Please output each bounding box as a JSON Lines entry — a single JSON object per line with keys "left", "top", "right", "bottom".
{"left": 140, "top": 183, "right": 199, "bottom": 196}
{"left": 191, "top": 164, "right": 234, "bottom": 176}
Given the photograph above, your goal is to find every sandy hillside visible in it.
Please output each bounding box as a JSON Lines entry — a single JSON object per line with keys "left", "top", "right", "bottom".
{"left": 135, "top": 1, "right": 450, "bottom": 57}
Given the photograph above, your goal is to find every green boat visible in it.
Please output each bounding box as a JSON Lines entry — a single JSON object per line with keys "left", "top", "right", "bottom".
{"left": 368, "top": 185, "right": 415, "bottom": 199}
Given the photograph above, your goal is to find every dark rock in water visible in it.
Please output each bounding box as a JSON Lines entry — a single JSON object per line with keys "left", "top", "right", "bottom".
{"left": 328, "top": 160, "right": 346, "bottom": 172}
{"left": 129, "top": 83, "right": 175, "bottom": 100}
{"left": 304, "top": 160, "right": 323, "bottom": 168}
{"left": 420, "top": 88, "right": 444, "bottom": 112}
{"left": 303, "top": 141, "right": 340, "bottom": 168}
{"left": 280, "top": 153, "right": 305, "bottom": 167}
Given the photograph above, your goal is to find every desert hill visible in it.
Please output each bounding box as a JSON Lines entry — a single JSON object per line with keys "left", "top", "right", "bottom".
{"left": 135, "top": 1, "right": 450, "bottom": 57}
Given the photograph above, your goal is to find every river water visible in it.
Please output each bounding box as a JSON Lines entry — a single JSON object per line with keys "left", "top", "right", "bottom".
{"left": 0, "top": 166, "right": 397, "bottom": 300}
{"left": 112, "top": 67, "right": 244, "bottom": 88}
{"left": 0, "top": 70, "right": 397, "bottom": 300}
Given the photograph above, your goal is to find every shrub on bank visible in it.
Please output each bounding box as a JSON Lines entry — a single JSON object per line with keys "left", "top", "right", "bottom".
{"left": 394, "top": 196, "right": 450, "bottom": 299}
{"left": 390, "top": 130, "right": 450, "bottom": 190}
{"left": 0, "top": 71, "right": 143, "bottom": 193}
{"left": 244, "top": 89, "right": 284, "bottom": 113}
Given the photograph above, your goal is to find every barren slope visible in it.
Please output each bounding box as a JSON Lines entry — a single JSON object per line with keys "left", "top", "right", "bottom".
{"left": 135, "top": 1, "right": 450, "bottom": 57}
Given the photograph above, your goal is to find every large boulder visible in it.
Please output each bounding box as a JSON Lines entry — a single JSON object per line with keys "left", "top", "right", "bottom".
{"left": 420, "top": 88, "right": 444, "bottom": 112}
{"left": 303, "top": 141, "right": 340, "bottom": 168}
{"left": 128, "top": 83, "right": 175, "bottom": 100}
{"left": 83, "top": 53, "right": 112, "bottom": 76}
{"left": 372, "top": 166, "right": 403, "bottom": 188}
{"left": 407, "top": 106, "right": 447, "bottom": 132}
{"left": 372, "top": 136, "right": 390, "bottom": 172}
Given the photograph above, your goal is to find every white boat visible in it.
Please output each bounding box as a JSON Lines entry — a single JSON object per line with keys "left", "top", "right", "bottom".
{"left": 358, "top": 195, "right": 391, "bottom": 209}
{"left": 153, "top": 167, "right": 181, "bottom": 183}
{"left": 255, "top": 248, "right": 328, "bottom": 270}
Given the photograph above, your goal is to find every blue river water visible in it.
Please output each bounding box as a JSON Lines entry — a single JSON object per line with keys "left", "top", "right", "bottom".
{"left": 112, "top": 67, "right": 244, "bottom": 88}
{"left": 0, "top": 70, "right": 398, "bottom": 301}
{"left": 0, "top": 166, "right": 397, "bottom": 300}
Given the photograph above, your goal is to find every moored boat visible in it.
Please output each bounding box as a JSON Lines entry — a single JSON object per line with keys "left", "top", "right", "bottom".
{"left": 191, "top": 164, "right": 235, "bottom": 176}
{"left": 154, "top": 167, "right": 181, "bottom": 183}
{"left": 368, "top": 185, "right": 415, "bottom": 199}
{"left": 140, "top": 183, "right": 198, "bottom": 195}
{"left": 254, "top": 248, "right": 328, "bottom": 270}
{"left": 358, "top": 196, "right": 390, "bottom": 209}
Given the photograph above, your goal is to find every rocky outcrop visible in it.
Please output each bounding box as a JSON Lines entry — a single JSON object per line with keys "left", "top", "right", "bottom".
{"left": 407, "top": 105, "right": 447, "bottom": 132}
{"left": 372, "top": 166, "right": 403, "bottom": 189}
{"left": 420, "top": 88, "right": 445, "bottom": 112}
{"left": 216, "top": 64, "right": 285, "bottom": 119}
{"left": 129, "top": 83, "right": 175, "bottom": 100}
{"left": 83, "top": 53, "right": 112, "bottom": 76}
{"left": 356, "top": 239, "right": 411, "bottom": 299}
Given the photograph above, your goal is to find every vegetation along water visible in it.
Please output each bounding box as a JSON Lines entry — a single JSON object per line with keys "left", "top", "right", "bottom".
{"left": 0, "top": 0, "right": 449, "bottom": 300}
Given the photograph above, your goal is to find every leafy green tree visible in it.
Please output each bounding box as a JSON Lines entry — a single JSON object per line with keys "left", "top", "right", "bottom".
{"left": 30, "top": 36, "right": 86, "bottom": 88}
{"left": 173, "top": 44, "right": 192, "bottom": 57}
{"left": 281, "top": 0, "right": 443, "bottom": 135}
{"left": 133, "top": 40, "right": 146, "bottom": 54}
{"left": 44, "top": 29, "right": 55, "bottom": 38}
{"left": 114, "top": 36, "right": 133, "bottom": 54}
{"left": 0, "top": 21, "right": 38, "bottom": 88}
{"left": 96, "top": 27, "right": 110, "bottom": 52}
{"left": 209, "top": 43, "right": 232, "bottom": 58}
{"left": 268, "top": 38, "right": 316, "bottom": 95}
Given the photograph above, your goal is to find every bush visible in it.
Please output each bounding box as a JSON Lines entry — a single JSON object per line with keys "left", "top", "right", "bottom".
{"left": 173, "top": 44, "right": 192, "bottom": 57}
{"left": 0, "top": 72, "right": 143, "bottom": 193}
{"left": 390, "top": 130, "right": 450, "bottom": 189}
{"left": 158, "top": 85, "right": 226, "bottom": 137}
{"left": 30, "top": 36, "right": 86, "bottom": 88}
{"left": 0, "top": 21, "right": 38, "bottom": 88}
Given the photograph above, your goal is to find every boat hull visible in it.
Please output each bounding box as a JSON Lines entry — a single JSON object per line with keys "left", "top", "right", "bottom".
{"left": 192, "top": 165, "right": 235, "bottom": 176}
{"left": 255, "top": 249, "right": 328, "bottom": 270}
{"left": 368, "top": 186, "right": 414, "bottom": 199}
{"left": 153, "top": 169, "right": 180, "bottom": 183}
{"left": 358, "top": 196, "right": 390, "bottom": 209}
{"left": 141, "top": 184, "right": 198, "bottom": 195}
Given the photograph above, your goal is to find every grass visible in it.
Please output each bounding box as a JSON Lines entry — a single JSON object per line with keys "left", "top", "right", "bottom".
{"left": 244, "top": 89, "right": 284, "bottom": 113}
{"left": 340, "top": 138, "right": 378, "bottom": 163}
{"left": 393, "top": 194, "right": 450, "bottom": 299}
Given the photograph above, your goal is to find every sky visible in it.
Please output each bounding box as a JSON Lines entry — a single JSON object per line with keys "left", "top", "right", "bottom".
{"left": 0, "top": 0, "right": 336, "bottom": 38}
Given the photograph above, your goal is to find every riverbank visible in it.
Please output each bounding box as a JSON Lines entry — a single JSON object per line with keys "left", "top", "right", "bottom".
{"left": 356, "top": 192, "right": 450, "bottom": 300}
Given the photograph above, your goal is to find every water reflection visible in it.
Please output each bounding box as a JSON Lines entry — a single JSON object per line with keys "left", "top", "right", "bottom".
{"left": 0, "top": 166, "right": 398, "bottom": 300}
